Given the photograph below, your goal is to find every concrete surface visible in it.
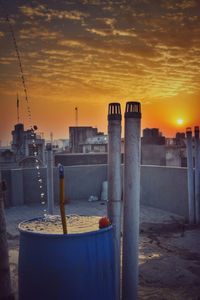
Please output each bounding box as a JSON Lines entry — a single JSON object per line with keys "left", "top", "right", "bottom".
{"left": 141, "top": 165, "right": 188, "bottom": 218}
{"left": 2, "top": 165, "right": 189, "bottom": 219}
{"left": 5, "top": 200, "right": 200, "bottom": 300}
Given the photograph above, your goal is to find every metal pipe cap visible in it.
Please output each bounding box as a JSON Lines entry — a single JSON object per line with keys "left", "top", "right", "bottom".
{"left": 125, "top": 101, "right": 141, "bottom": 119}
{"left": 108, "top": 103, "right": 122, "bottom": 121}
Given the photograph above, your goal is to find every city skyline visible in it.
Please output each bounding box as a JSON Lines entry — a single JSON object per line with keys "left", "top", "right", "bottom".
{"left": 0, "top": 0, "right": 200, "bottom": 144}
{"left": 0, "top": 119, "right": 190, "bottom": 148}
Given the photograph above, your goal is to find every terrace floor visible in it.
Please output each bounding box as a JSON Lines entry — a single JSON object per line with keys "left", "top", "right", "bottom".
{"left": 5, "top": 200, "right": 200, "bottom": 300}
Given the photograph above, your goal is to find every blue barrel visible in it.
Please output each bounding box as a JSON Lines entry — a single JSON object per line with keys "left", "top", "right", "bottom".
{"left": 18, "top": 218, "right": 116, "bottom": 300}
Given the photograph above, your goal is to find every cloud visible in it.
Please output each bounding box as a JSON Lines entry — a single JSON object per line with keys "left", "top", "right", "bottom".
{"left": 20, "top": 4, "right": 89, "bottom": 21}
{"left": 162, "top": 0, "right": 197, "bottom": 10}
{"left": 20, "top": 27, "right": 61, "bottom": 40}
{"left": 81, "top": 0, "right": 109, "bottom": 5}
{"left": 86, "top": 27, "right": 137, "bottom": 37}
{"left": 58, "top": 39, "right": 87, "bottom": 48}
{"left": 86, "top": 28, "right": 108, "bottom": 36}
{"left": 0, "top": 56, "right": 17, "bottom": 65}
{"left": 0, "top": 0, "right": 200, "bottom": 104}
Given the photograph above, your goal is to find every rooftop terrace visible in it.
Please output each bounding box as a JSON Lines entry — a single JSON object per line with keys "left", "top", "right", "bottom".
{"left": 6, "top": 200, "right": 200, "bottom": 300}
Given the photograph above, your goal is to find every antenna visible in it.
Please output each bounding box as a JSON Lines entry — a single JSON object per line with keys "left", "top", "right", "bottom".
{"left": 17, "top": 93, "right": 20, "bottom": 123}
{"left": 50, "top": 132, "right": 53, "bottom": 144}
{"left": 75, "top": 107, "right": 78, "bottom": 127}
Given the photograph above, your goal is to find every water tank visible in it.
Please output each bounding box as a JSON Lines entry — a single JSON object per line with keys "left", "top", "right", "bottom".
{"left": 18, "top": 219, "right": 116, "bottom": 300}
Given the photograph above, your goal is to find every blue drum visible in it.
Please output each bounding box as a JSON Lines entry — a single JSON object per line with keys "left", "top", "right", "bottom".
{"left": 18, "top": 218, "right": 116, "bottom": 300}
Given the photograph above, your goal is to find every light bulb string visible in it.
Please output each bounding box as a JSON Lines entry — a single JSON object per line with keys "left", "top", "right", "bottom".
{"left": 1, "top": 1, "right": 46, "bottom": 213}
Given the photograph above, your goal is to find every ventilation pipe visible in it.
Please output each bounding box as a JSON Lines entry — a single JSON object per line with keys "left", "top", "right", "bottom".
{"left": 186, "top": 127, "right": 195, "bottom": 224}
{"left": 46, "top": 143, "right": 54, "bottom": 215}
{"left": 107, "top": 102, "right": 122, "bottom": 300}
{"left": 194, "top": 126, "right": 200, "bottom": 224}
{"left": 122, "top": 101, "right": 141, "bottom": 300}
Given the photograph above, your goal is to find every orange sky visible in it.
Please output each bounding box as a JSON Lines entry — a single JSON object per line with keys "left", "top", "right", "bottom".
{"left": 0, "top": 0, "right": 200, "bottom": 144}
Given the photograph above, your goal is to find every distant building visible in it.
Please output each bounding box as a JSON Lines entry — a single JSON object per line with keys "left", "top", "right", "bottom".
{"left": 69, "top": 126, "right": 106, "bottom": 153}
{"left": 45, "top": 139, "right": 69, "bottom": 153}
{"left": 82, "top": 135, "right": 108, "bottom": 153}
{"left": 142, "top": 128, "right": 166, "bottom": 145}
{"left": 166, "top": 132, "right": 187, "bottom": 167}
{"left": 141, "top": 128, "right": 166, "bottom": 165}
{"left": 11, "top": 123, "right": 45, "bottom": 163}
{"left": 0, "top": 148, "right": 16, "bottom": 169}
{"left": 175, "top": 132, "right": 186, "bottom": 147}
{"left": 0, "top": 123, "right": 45, "bottom": 169}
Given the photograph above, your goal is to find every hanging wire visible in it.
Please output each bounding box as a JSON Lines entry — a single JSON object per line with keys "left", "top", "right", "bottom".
{"left": 1, "top": 1, "right": 47, "bottom": 215}
{"left": 0, "top": 2, "right": 32, "bottom": 128}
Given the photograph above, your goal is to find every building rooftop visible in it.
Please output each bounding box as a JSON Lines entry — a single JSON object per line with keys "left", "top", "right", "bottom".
{"left": 5, "top": 201, "right": 200, "bottom": 299}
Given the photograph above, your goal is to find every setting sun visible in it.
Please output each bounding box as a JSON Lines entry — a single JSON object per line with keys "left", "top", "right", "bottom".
{"left": 176, "top": 118, "right": 184, "bottom": 125}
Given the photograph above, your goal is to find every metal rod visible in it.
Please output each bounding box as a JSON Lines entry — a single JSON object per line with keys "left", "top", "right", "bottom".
{"left": 58, "top": 164, "right": 67, "bottom": 234}
{"left": 122, "top": 101, "right": 141, "bottom": 300}
{"left": 107, "top": 102, "right": 122, "bottom": 300}
{"left": 186, "top": 127, "right": 195, "bottom": 224}
{"left": 17, "top": 93, "right": 20, "bottom": 123}
{"left": 46, "top": 143, "right": 54, "bottom": 215}
{"left": 75, "top": 107, "right": 78, "bottom": 127}
{"left": 194, "top": 126, "right": 200, "bottom": 224}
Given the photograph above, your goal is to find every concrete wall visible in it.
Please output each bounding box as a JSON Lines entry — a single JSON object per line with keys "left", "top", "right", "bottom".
{"left": 23, "top": 168, "right": 47, "bottom": 204}
{"left": 140, "top": 165, "right": 188, "bottom": 218}
{"left": 1, "top": 169, "right": 11, "bottom": 207}
{"left": 2, "top": 165, "right": 189, "bottom": 219}
{"left": 141, "top": 144, "right": 166, "bottom": 166}
{"left": 53, "top": 165, "right": 107, "bottom": 202}
{"left": 55, "top": 153, "right": 108, "bottom": 166}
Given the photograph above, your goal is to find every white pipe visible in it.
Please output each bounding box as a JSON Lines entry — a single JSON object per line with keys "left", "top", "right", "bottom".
{"left": 122, "top": 101, "right": 141, "bottom": 300}
{"left": 46, "top": 144, "right": 54, "bottom": 215}
{"left": 186, "top": 128, "right": 195, "bottom": 224}
{"left": 194, "top": 126, "right": 200, "bottom": 224}
{"left": 107, "top": 103, "right": 122, "bottom": 300}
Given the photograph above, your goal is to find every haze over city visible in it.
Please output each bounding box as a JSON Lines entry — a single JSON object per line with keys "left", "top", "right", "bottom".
{"left": 0, "top": 0, "right": 200, "bottom": 144}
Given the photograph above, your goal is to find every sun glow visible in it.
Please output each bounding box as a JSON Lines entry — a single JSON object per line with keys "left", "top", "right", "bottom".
{"left": 176, "top": 118, "right": 184, "bottom": 125}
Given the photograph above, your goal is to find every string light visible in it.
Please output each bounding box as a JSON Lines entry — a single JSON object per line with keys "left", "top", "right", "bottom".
{"left": 1, "top": 2, "right": 47, "bottom": 217}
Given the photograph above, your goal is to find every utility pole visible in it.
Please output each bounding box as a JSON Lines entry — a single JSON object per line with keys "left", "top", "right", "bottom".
{"left": 50, "top": 132, "right": 53, "bottom": 145}
{"left": 17, "top": 94, "right": 19, "bottom": 123}
{"left": 75, "top": 107, "right": 78, "bottom": 127}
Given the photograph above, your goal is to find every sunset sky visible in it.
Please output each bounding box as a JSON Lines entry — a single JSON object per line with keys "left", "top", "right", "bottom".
{"left": 0, "top": 0, "right": 200, "bottom": 144}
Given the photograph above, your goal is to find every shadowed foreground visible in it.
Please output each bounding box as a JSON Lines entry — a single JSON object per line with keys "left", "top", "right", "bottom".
{"left": 5, "top": 201, "right": 200, "bottom": 300}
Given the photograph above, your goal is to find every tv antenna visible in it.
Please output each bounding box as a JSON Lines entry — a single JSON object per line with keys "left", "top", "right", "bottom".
{"left": 75, "top": 107, "right": 78, "bottom": 127}
{"left": 17, "top": 93, "right": 20, "bottom": 123}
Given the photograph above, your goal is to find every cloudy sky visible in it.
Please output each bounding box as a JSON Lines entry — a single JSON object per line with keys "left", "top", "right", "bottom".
{"left": 0, "top": 0, "right": 200, "bottom": 143}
